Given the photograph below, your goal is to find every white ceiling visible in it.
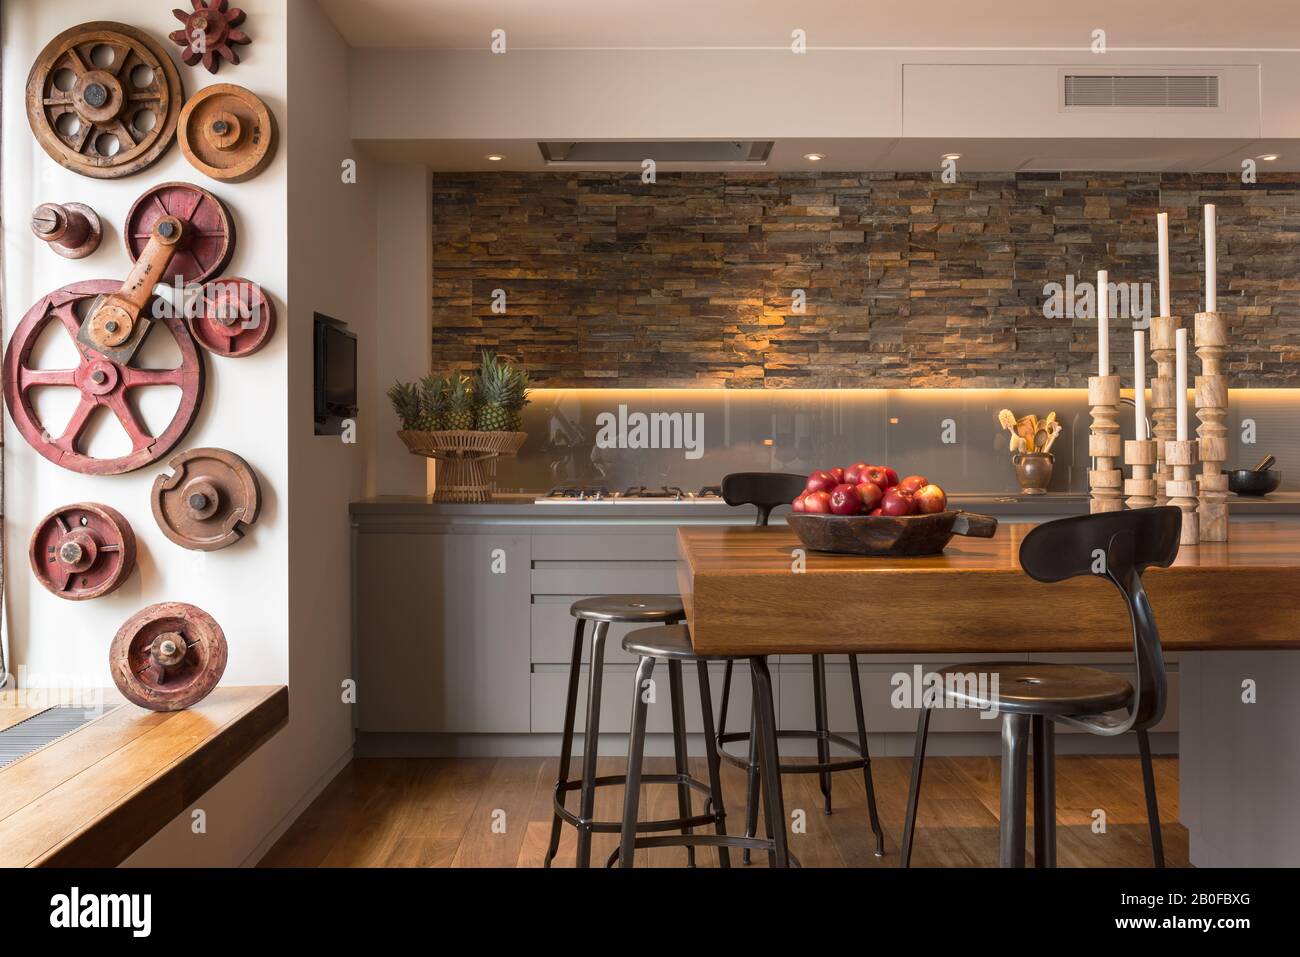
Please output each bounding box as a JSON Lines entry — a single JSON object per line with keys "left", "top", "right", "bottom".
{"left": 321, "top": 0, "right": 1300, "bottom": 50}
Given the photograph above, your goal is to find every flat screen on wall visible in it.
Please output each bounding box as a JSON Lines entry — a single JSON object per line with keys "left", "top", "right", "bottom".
{"left": 314, "top": 313, "right": 357, "bottom": 435}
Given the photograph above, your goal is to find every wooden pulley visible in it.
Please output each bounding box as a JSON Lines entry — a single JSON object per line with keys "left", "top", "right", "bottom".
{"left": 170, "top": 1, "right": 252, "bottom": 75}
{"left": 26, "top": 21, "right": 183, "bottom": 179}
{"left": 151, "top": 447, "right": 261, "bottom": 551}
{"left": 28, "top": 503, "right": 136, "bottom": 601}
{"left": 110, "top": 602, "right": 227, "bottom": 711}
{"left": 187, "top": 277, "right": 275, "bottom": 357}
{"left": 179, "top": 84, "right": 275, "bottom": 182}
{"left": 2, "top": 280, "right": 205, "bottom": 475}
{"left": 125, "top": 181, "right": 234, "bottom": 288}
{"left": 31, "top": 202, "right": 102, "bottom": 259}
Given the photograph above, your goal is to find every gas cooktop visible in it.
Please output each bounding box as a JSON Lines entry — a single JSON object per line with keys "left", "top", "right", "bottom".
{"left": 535, "top": 485, "right": 724, "bottom": 504}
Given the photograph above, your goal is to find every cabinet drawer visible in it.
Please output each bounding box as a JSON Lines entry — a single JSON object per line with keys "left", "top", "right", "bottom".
{"left": 532, "top": 532, "right": 679, "bottom": 561}
{"left": 531, "top": 561, "right": 679, "bottom": 595}
{"left": 532, "top": 597, "right": 674, "bottom": 665}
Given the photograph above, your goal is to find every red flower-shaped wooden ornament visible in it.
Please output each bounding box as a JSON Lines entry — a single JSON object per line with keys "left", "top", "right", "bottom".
{"left": 169, "top": 0, "right": 251, "bottom": 74}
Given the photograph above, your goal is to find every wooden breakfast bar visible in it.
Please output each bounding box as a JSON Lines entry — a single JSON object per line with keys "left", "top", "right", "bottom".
{"left": 677, "top": 521, "right": 1300, "bottom": 866}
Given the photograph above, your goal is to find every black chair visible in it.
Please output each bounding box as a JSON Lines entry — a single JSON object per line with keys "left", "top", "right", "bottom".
{"left": 715, "top": 472, "right": 885, "bottom": 862}
{"left": 900, "top": 507, "right": 1181, "bottom": 868}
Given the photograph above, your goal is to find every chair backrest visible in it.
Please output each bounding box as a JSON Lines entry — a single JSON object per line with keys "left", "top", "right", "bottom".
{"left": 721, "top": 472, "right": 807, "bottom": 527}
{"left": 1019, "top": 507, "right": 1181, "bottom": 732}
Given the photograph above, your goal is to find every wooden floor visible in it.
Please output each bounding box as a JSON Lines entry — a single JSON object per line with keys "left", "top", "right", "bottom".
{"left": 260, "top": 753, "right": 1186, "bottom": 868}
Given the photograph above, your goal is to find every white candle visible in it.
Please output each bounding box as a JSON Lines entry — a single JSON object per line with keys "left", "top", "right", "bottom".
{"left": 1175, "top": 327, "right": 1188, "bottom": 441}
{"left": 1134, "top": 329, "right": 1147, "bottom": 440}
{"left": 1097, "top": 269, "right": 1109, "bottom": 375}
{"left": 1205, "top": 203, "right": 1217, "bottom": 312}
{"left": 1157, "top": 212, "right": 1171, "bottom": 317}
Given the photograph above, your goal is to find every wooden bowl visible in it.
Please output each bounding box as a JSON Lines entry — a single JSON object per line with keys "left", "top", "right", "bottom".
{"left": 786, "top": 510, "right": 998, "bottom": 557}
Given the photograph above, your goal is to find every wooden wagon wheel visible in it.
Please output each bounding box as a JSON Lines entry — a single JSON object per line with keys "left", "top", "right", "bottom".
{"left": 28, "top": 503, "right": 136, "bottom": 601}
{"left": 2, "top": 280, "right": 205, "bottom": 476}
{"left": 110, "top": 602, "right": 227, "bottom": 711}
{"left": 26, "top": 21, "right": 183, "bottom": 179}
{"left": 125, "top": 182, "right": 234, "bottom": 287}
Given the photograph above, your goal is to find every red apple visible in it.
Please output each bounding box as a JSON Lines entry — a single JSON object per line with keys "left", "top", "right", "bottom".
{"left": 914, "top": 483, "right": 947, "bottom": 514}
{"left": 829, "top": 466, "right": 846, "bottom": 484}
{"left": 861, "top": 465, "right": 890, "bottom": 489}
{"left": 880, "top": 487, "right": 915, "bottom": 516}
{"left": 868, "top": 507, "right": 884, "bottom": 516}
{"left": 792, "top": 495, "right": 806, "bottom": 513}
{"left": 880, "top": 467, "right": 900, "bottom": 488}
{"left": 898, "top": 474, "right": 929, "bottom": 495}
{"left": 855, "top": 481, "right": 883, "bottom": 511}
{"left": 802, "top": 490, "right": 832, "bottom": 513}
{"left": 845, "top": 461, "right": 871, "bottom": 485}
{"left": 805, "top": 470, "right": 837, "bottom": 495}
{"left": 829, "top": 483, "right": 863, "bottom": 515}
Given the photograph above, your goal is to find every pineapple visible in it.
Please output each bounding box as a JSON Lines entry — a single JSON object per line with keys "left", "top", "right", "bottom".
{"left": 443, "top": 374, "right": 476, "bottom": 431}
{"left": 386, "top": 381, "right": 423, "bottom": 431}
{"left": 474, "top": 352, "right": 513, "bottom": 432}
{"left": 418, "top": 375, "right": 447, "bottom": 431}
{"left": 505, "top": 365, "right": 531, "bottom": 432}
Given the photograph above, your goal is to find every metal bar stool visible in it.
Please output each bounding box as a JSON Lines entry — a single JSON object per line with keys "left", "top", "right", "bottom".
{"left": 716, "top": 472, "right": 885, "bottom": 862}
{"left": 900, "top": 507, "right": 1180, "bottom": 868}
{"left": 615, "top": 624, "right": 795, "bottom": 868}
{"left": 545, "top": 595, "right": 720, "bottom": 868}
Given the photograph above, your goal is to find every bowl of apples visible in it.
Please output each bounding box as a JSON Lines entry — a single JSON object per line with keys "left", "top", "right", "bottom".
{"left": 787, "top": 462, "right": 997, "bottom": 556}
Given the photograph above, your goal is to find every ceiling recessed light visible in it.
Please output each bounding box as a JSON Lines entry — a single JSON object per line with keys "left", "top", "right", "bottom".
{"left": 804, "top": 152, "right": 824, "bottom": 162}
{"left": 484, "top": 153, "right": 505, "bottom": 161}
{"left": 942, "top": 152, "right": 962, "bottom": 160}
{"left": 1258, "top": 153, "right": 1280, "bottom": 161}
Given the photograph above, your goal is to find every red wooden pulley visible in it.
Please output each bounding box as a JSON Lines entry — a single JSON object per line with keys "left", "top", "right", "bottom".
{"left": 2, "top": 280, "right": 205, "bottom": 475}
{"left": 29, "top": 503, "right": 136, "bottom": 600}
{"left": 110, "top": 602, "right": 227, "bottom": 711}
{"left": 125, "top": 181, "right": 234, "bottom": 286}
{"left": 187, "top": 277, "right": 275, "bottom": 357}
{"left": 152, "top": 447, "right": 261, "bottom": 550}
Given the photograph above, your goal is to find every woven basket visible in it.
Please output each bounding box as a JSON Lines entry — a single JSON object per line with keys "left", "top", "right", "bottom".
{"left": 397, "top": 430, "right": 527, "bottom": 502}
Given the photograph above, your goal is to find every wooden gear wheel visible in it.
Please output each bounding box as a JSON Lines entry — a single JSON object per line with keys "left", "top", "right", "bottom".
{"left": 28, "top": 503, "right": 136, "bottom": 601}
{"left": 179, "top": 84, "right": 275, "bottom": 182}
{"left": 170, "top": 0, "right": 251, "bottom": 74}
{"left": 126, "top": 182, "right": 234, "bottom": 287}
{"left": 151, "top": 447, "right": 261, "bottom": 551}
{"left": 187, "top": 277, "right": 275, "bottom": 357}
{"left": 110, "top": 602, "right": 227, "bottom": 711}
{"left": 26, "top": 21, "right": 183, "bottom": 179}
{"left": 2, "top": 280, "right": 205, "bottom": 475}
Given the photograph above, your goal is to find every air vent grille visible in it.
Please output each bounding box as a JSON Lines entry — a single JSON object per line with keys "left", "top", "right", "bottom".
{"left": 0, "top": 706, "right": 108, "bottom": 768}
{"left": 538, "top": 141, "right": 773, "bottom": 165}
{"left": 1063, "top": 74, "right": 1219, "bottom": 109}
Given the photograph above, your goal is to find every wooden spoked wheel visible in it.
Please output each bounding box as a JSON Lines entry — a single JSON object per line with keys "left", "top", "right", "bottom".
{"left": 126, "top": 182, "right": 234, "bottom": 287}
{"left": 26, "top": 21, "right": 183, "bottom": 179}
{"left": 110, "top": 602, "right": 227, "bottom": 712}
{"left": 2, "top": 280, "right": 205, "bottom": 476}
{"left": 29, "top": 503, "right": 136, "bottom": 601}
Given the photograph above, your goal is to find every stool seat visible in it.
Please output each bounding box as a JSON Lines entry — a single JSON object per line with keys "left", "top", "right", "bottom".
{"left": 570, "top": 595, "right": 684, "bottom": 623}
{"left": 622, "top": 624, "right": 698, "bottom": 661}
{"left": 937, "top": 662, "right": 1133, "bottom": 716}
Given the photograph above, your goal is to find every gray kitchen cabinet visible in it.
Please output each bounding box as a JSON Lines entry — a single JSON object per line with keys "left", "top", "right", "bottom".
{"left": 355, "top": 528, "right": 531, "bottom": 732}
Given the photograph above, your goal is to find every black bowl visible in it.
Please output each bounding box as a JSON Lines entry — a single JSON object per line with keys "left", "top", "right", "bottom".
{"left": 1224, "top": 468, "right": 1281, "bottom": 496}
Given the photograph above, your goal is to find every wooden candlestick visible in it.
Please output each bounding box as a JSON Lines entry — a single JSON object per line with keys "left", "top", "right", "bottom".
{"left": 1194, "top": 311, "right": 1229, "bottom": 541}
{"left": 1124, "top": 439, "right": 1158, "bottom": 509}
{"left": 1088, "top": 375, "right": 1123, "bottom": 513}
{"left": 1165, "top": 438, "right": 1200, "bottom": 545}
{"left": 1149, "top": 315, "right": 1180, "bottom": 505}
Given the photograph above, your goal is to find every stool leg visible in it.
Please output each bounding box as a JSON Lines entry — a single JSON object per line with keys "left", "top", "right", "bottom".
{"left": 812, "top": 654, "right": 833, "bottom": 815}
{"left": 695, "top": 659, "right": 730, "bottom": 867}
{"left": 545, "top": 617, "right": 587, "bottom": 868}
{"left": 900, "top": 706, "right": 931, "bottom": 868}
{"left": 999, "top": 712, "right": 1030, "bottom": 868}
{"left": 667, "top": 659, "right": 696, "bottom": 867}
{"left": 575, "top": 620, "right": 609, "bottom": 868}
{"left": 619, "top": 654, "right": 656, "bottom": 868}
{"left": 1137, "top": 728, "right": 1165, "bottom": 868}
{"left": 751, "top": 655, "right": 790, "bottom": 868}
{"left": 848, "top": 654, "right": 885, "bottom": 856}
{"left": 742, "top": 698, "right": 761, "bottom": 865}
{"left": 717, "top": 658, "right": 734, "bottom": 741}
{"left": 1032, "top": 715, "right": 1056, "bottom": 868}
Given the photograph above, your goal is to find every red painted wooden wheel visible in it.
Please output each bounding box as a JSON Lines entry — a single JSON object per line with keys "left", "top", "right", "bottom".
{"left": 125, "top": 181, "right": 234, "bottom": 286}
{"left": 2, "top": 280, "right": 204, "bottom": 475}
{"left": 187, "top": 277, "right": 275, "bottom": 357}
{"left": 110, "top": 602, "right": 227, "bottom": 711}
{"left": 29, "top": 502, "right": 136, "bottom": 600}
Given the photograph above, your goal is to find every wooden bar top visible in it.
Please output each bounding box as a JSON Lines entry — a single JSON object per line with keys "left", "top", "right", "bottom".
{"left": 0, "top": 685, "right": 287, "bottom": 867}
{"left": 678, "top": 522, "right": 1300, "bottom": 656}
